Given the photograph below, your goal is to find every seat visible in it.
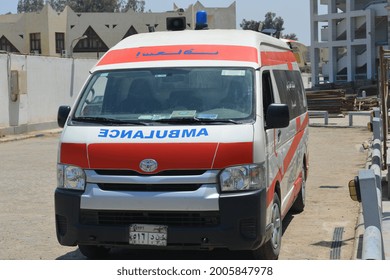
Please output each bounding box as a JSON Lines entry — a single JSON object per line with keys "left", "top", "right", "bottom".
{"left": 220, "top": 80, "right": 250, "bottom": 112}
{"left": 167, "top": 90, "right": 203, "bottom": 112}
{"left": 120, "top": 79, "right": 161, "bottom": 113}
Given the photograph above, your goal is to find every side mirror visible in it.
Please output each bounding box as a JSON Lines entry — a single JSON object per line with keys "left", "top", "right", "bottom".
{"left": 57, "top": 106, "right": 71, "bottom": 128}
{"left": 266, "top": 103, "right": 290, "bottom": 129}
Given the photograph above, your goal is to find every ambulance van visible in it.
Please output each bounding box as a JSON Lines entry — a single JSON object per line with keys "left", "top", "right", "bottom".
{"left": 55, "top": 27, "right": 309, "bottom": 259}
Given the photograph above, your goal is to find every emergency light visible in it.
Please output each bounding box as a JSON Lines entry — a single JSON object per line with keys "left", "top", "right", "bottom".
{"left": 195, "top": 10, "right": 208, "bottom": 30}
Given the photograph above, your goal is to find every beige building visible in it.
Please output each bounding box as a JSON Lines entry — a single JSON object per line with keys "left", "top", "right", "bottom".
{"left": 0, "top": 1, "right": 236, "bottom": 58}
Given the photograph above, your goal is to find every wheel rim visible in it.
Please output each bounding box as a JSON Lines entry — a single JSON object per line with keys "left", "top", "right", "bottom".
{"left": 271, "top": 202, "right": 281, "bottom": 249}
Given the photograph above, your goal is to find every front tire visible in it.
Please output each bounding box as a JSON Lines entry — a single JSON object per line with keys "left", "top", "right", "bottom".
{"left": 253, "top": 193, "right": 281, "bottom": 260}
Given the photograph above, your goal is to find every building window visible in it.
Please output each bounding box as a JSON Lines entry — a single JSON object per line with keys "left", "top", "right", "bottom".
{"left": 73, "top": 26, "right": 108, "bottom": 53}
{"left": 0, "top": 36, "right": 19, "bottom": 53}
{"left": 55, "top": 33, "right": 65, "bottom": 54}
{"left": 30, "top": 33, "right": 41, "bottom": 54}
{"left": 123, "top": 26, "right": 138, "bottom": 39}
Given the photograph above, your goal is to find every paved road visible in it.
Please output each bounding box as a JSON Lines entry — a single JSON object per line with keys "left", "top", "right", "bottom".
{"left": 0, "top": 123, "right": 370, "bottom": 260}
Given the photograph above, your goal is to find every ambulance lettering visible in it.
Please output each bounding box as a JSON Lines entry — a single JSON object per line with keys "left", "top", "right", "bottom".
{"left": 98, "top": 128, "right": 209, "bottom": 139}
{"left": 136, "top": 48, "right": 219, "bottom": 57}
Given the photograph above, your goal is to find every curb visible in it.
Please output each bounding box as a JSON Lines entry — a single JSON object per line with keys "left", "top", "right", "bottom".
{"left": 0, "top": 128, "right": 62, "bottom": 143}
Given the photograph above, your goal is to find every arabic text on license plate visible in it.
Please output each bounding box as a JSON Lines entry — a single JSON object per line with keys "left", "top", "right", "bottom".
{"left": 129, "top": 224, "right": 167, "bottom": 246}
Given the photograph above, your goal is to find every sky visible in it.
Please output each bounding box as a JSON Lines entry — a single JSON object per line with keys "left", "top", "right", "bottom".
{"left": 0, "top": 0, "right": 312, "bottom": 45}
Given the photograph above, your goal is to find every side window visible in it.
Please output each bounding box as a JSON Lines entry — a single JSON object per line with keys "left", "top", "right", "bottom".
{"left": 262, "top": 71, "right": 275, "bottom": 121}
{"left": 76, "top": 74, "right": 107, "bottom": 117}
{"left": 273, "top": 70, "right": 307, "bottom": 119}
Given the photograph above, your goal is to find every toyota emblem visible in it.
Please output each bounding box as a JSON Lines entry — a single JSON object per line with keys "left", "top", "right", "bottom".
{"left": 139, "top": 159, "right": 158, "bottom": 173}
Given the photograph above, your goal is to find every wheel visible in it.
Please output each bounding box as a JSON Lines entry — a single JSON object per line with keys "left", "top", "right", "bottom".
{"left": 291, "top": 164, "right": 306, "bottom": 213}
{"left": 78, "top": 245, "right": 110, "bottom": 259}
{"left": 253, "top": 193, "right": 282, "bottom": 260}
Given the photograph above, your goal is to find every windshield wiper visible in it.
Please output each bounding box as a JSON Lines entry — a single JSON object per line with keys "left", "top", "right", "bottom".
{"left": 72, "top": 117, "right": 149, "bottom": 126}
{"left": 154, "top": 117, "right": 242, "bottom": 125}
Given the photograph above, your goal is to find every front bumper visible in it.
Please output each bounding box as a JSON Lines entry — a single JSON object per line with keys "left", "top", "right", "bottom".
{"left": 55, "top": 187, "right": 269, "bottom": 251}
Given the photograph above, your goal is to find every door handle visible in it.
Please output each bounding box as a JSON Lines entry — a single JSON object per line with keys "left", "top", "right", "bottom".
{"left": 277, "top": 130, "right": 282, "bottom": 142}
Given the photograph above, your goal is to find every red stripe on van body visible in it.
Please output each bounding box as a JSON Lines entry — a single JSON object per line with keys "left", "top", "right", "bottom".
{"left": 87, "top": 143, "right": 217, "bottom": 172}
{"left": 267, "top": 113, "right": 309, "bottom": 207}
{"left": 60, "top": 142, "right": 253, "bottom": 173}
{"left": 281, "top": 173, "right": 303, "bottom": 218}
{"left": 260, "top": 51, "right": 296, "bottom": 67}
{"left": 97, "top": 45, "right": 259, "bottom": 66}
{"left": 60, "top": 143, "right": 89, "bottom": 168}
{"left": 213, "top": 142, "right": 253, "bottom": 168}
{"left": 283, "top": 113, "right": 309, "bottom": 171}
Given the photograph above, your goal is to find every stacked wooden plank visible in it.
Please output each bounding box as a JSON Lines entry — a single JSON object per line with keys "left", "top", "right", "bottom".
{"left": 352, "top": 97, "right": 379, "bottom": 111}
{"left": 306, "top": 89, "right": 379, "bottom": 113}
{"left": 306, "top": 89, "right": 346, "bottom": 114}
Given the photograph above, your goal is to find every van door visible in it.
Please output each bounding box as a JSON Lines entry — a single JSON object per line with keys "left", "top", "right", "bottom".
{"left": 272, "top": 69, "right": 307, "bottom": 216}
{"left": 262, "top": 70, "right": 283, "bottom": 200}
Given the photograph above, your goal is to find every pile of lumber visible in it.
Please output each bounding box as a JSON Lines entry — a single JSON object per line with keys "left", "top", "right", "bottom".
{"left": 306, "top": 89, "right": 346, "bottom": 114}
{"left": 353, "top": 97, "right": 379, "bottom": 111}
{"left": 306, "top": 80, "right": 380, "bottom": 114}
{"left": 306, "top": 89, "right": 379, "bottom": 114}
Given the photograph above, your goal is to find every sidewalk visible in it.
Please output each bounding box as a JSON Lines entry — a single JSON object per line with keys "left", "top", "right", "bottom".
{"left": 0, "top": 127, "right": 62, "bottom": 143}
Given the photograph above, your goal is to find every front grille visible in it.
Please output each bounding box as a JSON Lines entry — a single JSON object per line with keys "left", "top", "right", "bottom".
{"left": 98, "top": 183, "right": 201, "bottom": 192}
{"left": 80, "top": 210, "right": 220, "bottom": 227}
{"left": 94, "top": 169, "right": 207, "bottom": 176}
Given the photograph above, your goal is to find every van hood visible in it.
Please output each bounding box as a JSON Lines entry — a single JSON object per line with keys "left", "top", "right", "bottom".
{"left": 60, "top": 125, "right": 254, "bottom": 173}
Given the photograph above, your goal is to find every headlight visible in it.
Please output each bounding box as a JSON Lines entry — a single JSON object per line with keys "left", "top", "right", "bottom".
{"left": 220, "top": 163, "right": 266, "bottom": 192}
{"left": 57, "top": 164, "right": 86, "bottom": 191}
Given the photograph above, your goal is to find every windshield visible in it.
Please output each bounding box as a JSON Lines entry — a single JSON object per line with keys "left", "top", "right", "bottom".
{"left": 73, "top": 67, "right": 254, "bottom": 125}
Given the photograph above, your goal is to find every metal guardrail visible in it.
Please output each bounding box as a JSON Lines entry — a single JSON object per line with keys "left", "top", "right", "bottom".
{"left": 308, "top": 110, "right": 329, "bottom": 125}
{"left": 350, "top": 108, "right": 385, "bottom": 259}
{"left": 348, "top": 111, "right": 372, "bottom": 127}
{"left": 308, "top": 110, "right": 372, "bottom": 127}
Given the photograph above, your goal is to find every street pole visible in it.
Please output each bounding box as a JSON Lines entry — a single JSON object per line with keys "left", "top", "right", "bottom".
{"left": 70, "top": 35, "right": 88, "bottom": 58}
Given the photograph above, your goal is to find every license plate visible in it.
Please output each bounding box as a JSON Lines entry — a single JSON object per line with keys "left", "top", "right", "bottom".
{"left": 129, "top": 224, "right": 168, "bottom": 246}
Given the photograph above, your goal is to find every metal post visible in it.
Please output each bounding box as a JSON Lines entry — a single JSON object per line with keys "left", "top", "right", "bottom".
{"left": 324, "top": 111, "right": 329, "bottom": 125}
{"left": 379, "top": 47, "right": 389, "bottom": 166}
{"left": 372, "top": 118, "right": 381, "bottom": 147}
{"left": 373, "top": 107, "right": 380, "bottom": 118}
{"left": 70, "top": 35, "right": 88, "bottom": 58}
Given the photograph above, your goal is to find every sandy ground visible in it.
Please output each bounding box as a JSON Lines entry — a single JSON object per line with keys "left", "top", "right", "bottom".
{"left": 279, "top": 125, "right": 369, "bottom": 260}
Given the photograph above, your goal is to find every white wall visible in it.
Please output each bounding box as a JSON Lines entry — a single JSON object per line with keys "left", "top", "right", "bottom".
{"left": 0, "top": 54, "right": 96, "bottom": 134}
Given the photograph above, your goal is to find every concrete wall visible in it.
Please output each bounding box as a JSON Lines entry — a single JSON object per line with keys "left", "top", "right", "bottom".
{"left": 0, "top": 54, "right": 96, "bottom": 135}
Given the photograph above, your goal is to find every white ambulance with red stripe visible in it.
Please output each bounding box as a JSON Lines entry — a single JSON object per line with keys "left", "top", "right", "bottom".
{"left": 55, "top": 27, "right": 309, "bottom": 259}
